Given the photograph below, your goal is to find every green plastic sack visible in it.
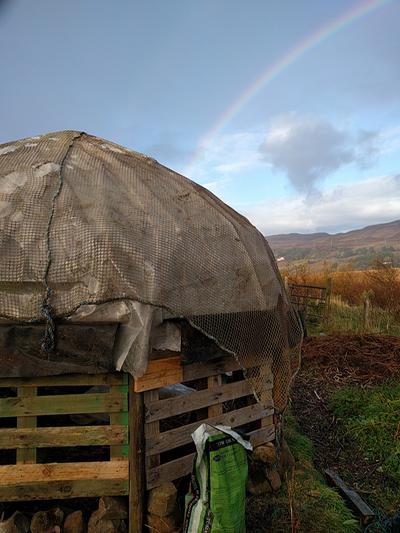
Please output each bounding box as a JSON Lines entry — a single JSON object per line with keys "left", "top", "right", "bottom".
{"left": 183, "top": 424, "right": 252, "bottom": 533}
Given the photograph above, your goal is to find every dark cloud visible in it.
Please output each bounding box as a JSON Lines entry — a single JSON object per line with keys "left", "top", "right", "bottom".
{"left": 259, "top": 114, "right": 380, "bottom": 193}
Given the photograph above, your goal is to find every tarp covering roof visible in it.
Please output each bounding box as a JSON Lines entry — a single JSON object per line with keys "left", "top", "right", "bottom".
{"left": 0, "top": 131, "right": 302, "bottom": 409}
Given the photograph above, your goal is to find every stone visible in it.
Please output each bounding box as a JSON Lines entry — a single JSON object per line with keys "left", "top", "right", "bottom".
{"left": 98, "top": 497, "right": 128, "bottom": 520}
{"left": 253, "top": 443, "right": 276, "bottom": 466}
{"left": 246, "top": 476, "right": 272, "bottom": 495}
{"left": 147, "top": 482, "right": 177, "bottom": 517}
{"left": 30, "top": 508, "right": 64, "bottom": 533}
{"left": 64, "top": 511, "right": 84, "bottom": 533}
{"left": 0, "top": 512, "right": 30, "bottom": 533}
{"left": 247, "top": 465, "right": 272, "bottom": 495}
{"left": 87, "top": 512, "right": 127, "bottom": 533}
{"left": 279, "top": 438, "right": 295, "bottom": 471}
{"left": 265, "top": 468, "right": 281, "bottom": 492}
{"left": 146, "top": 514, "right": 176, "bottom": 533}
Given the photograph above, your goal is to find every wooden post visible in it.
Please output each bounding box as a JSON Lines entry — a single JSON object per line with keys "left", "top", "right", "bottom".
{"left": 324, "top": 277, "right": 332, "bottom": 320}
{"left": 129, "top": 376, "right": 144, "bottom": 533}
{"left": 363, "top": 296, "right": 370, "bottom": 332}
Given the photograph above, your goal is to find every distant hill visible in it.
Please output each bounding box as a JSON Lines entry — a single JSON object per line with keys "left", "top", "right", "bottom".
{"left": 267, "top": 219, "right": 400, "bottom": 270}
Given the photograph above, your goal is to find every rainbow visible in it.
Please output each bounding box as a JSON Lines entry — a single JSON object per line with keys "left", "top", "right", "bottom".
{"left": 187, "top": 0, "right": 392, "bottom": 174}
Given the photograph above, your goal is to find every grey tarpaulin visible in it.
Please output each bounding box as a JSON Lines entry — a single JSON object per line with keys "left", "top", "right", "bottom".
{"left": 0, "top": 131, "right": 302, "bottom": 410}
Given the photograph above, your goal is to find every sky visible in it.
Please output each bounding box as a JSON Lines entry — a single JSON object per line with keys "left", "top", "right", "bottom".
{"left": 0, "top": 0, "right": 399, "bottom": 235}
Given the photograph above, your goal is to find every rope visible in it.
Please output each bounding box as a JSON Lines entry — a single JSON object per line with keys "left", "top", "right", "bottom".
{"left": 40, "top": 132, "right": 84, "bottom": 354}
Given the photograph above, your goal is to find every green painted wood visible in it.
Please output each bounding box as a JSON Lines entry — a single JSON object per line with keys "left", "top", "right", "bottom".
{"left": 0, "top": 392, "right": 128, "bottom": 418}
{"left": 0, "top": 424, "right": 128, "bottom": 449}
{"left": 0, "top": 479, "right": 129, "bottom": 501}
{"left": 0, "top": 373, "right": 125, "bottom": 388}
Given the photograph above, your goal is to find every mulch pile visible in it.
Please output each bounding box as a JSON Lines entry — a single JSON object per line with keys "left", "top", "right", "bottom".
{"left": 301, "top": 334, "right": 400, "bottom": 385}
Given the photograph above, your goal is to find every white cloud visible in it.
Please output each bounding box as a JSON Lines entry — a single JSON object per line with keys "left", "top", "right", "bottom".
{"left": 259, "top": 113, "right": 381, "bottom": 193}
{"left": 239, "top": 174, "right": 400, "bottom": 235}
{"left": 185, "top": 130, "right": 266, "bottom": 184}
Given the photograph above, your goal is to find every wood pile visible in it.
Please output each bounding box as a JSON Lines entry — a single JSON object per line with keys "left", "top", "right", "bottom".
{"left": 0, "top": 497, "right": 128, "bottom": 532}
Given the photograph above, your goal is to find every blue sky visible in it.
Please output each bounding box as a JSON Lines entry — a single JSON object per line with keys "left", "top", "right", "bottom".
{"left": 0, "top": 0, "right": 399, "bottom": 234}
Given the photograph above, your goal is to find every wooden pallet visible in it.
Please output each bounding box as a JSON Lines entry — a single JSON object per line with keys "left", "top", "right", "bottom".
{"left": 0, "top": 373, "right": 130, "bottom": 502}
{"left": 140, "top": 355, "right": 275, "bottom": 489}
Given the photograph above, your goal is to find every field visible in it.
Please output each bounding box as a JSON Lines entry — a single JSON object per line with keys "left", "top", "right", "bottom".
{"left": 254, "top": 265, "right": 400, "bottom": 532}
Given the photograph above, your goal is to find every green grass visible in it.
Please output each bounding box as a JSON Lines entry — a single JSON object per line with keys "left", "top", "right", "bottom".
{"left": 262, "top": 414, "right": 361, "bottom": 533}
{"left": 306, "top": 297, "right": 400, "bottom": 336}
{"left": 329, "top": 383, "right": 400, "bottom": 514}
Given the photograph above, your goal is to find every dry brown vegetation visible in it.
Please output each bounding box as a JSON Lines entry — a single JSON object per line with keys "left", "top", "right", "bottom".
{"left": 284, "top": 261, "right": 400, "bottom": 317}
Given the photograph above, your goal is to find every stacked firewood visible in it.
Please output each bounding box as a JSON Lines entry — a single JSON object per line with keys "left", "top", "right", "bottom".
{"left": 0, "top": 497, "right": 128, "bottom": 532}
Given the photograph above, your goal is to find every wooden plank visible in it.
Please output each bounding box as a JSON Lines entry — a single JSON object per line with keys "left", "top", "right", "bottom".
{"left": 0, "top": 391, "right": 127, "bottom": 418}
{"left": 147, "top": 453, "right": 195, "bottom": 489}
{"left": 0, "top": 461, "right": 129, "bottom": 484}
{"left": 0, "top": 373, "right": 124, "bottom": 388}
{"left": 325, "top": 469, "right": 376, "bottom": 524}
{"left": 0, "top": 425, "right": 128, "bottom": 449}
{"left": 182, "top": 357, "right": 241, "bottom": 381}
{"left": 16, "top": 386, "right": 37, "bottom": 464}
{"left": 146, "top": 403, "right": 274, "bottom": 455}
{"left": 110, "top": 383, "right": 129, "bottom": 461}
{"left": 146, "top": 423, "right": 275, "bottom": 489}
{"left": 208, "top": 375, "right": 223, "bottom": 417}
{"left": 247, "top": 425, "right": 275, "bottom": 447}
{"left": 145, "top": 379, "right": 263, "bottom": 422}
{"left": 129, "top": 377, "right": 144, "bottom": 533}
{"left": 145, "top": 390, "right": 161, "bottom": 471}
{"left": 134, "top": 356, "right": 182, "bottom": 392}
{"left": 0, "top": 479, "right": 128, "bottom": 501}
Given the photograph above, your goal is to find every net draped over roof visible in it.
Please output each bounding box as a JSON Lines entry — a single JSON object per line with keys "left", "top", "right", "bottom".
{"left": 0, "top": 131, "right": 302, "bottom": 410}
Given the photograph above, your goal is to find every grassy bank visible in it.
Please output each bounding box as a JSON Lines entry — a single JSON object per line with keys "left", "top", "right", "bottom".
{"left": 330, "top": 383, "right": 400, "bottom": 514}
{"left": 247, "top": 413, "right": 360, "bottom": 533}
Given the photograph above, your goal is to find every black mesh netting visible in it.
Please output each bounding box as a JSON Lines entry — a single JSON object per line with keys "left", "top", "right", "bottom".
{"left": 0, "top": 131, "right": 303, "bottom": 411}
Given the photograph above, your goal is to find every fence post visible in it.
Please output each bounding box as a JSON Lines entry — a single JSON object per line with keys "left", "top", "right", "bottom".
{"left": 324, "top": 277, "right": 332, "bottom": 320}
{"left": 363, "top": 295, "right": 370, "bottom": 333}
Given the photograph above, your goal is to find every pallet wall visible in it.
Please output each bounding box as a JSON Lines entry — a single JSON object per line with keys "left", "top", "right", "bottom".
{"left": 137, "top": 355, "right": 275, "bottom": 490}
{"left": 0, "top": 373, "right": 129, "bottom": 501}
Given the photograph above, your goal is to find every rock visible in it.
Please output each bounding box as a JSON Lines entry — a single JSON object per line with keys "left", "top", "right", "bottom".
{"left": 247, "top": 476, "right": 272, "bottom": 495}
{"left": 87, "top": 496, "right": 128, "bottom": 532}
{"left": 64, "top": 511, "right": 84, "bottom": 533}
{"left": 279, "top": 438, "right": 295, "bottom": 471}
{"left": 98, "top": 497, "right": 128, "bottom": 520}
{"left": 247, "top": 465, "right": 272, "bottom": 495}
{"left": 30, "top": 508, "right": 64, "bottom": 533}
{"left": 253, "top": 443, "right": 276, "bottom": 466}
{"left": 0, "top": 512, "right": 30, "bottom": 533}
{"left": 147, "top": 482, "right": 177, "bottom": 517}
{"left": 265, "top": 468, "right": 281, "bottom": 492}
{"left": 146, "top": 514, "right": 176, "bottom": 533}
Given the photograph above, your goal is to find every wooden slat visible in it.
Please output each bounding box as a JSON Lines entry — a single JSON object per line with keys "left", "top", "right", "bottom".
{"left": 145, "top": 390, "right": 161, "bottom": 471}
{"left": 182, "top": 357, "right": 241, "bottom": 381}
{"left": 129, "top": 378, "right": 144, "bottom": 533}
{"left": 325, "top": 469, "right": 376, "bottom": 524}
{"left": 208, "top": 375, "right": 223, "bottom": 417}
{"left": 16, "top": 387, "right": 37, "bottom": 464}
{"left": 248, "top": 425, "right": 275, "bottom": 447}
{"left": 147, "top": 453, "right": 195, "bottom": 489}
{"left": 0, "top": 391, "right": 127, "bottom": 418}
{"left": 0, "top": 479, "right": 128, "bottom": 501}
{"left": 145, "top": 379, "right": 265, "bottom": 423}
{"left": 134, "top": 356, "right": 182, "bottom": 392}
{"left": 0, "top": 425, "right": 128, "bottom": 449}
{"left": 0, "top": 373, "right": 124, "bottom": 388}
{"left": 110, "top": 383, "right": 129, "bottom": 461}
{"left": 0, "top": 461, "right": 128, "bottom": 484}
{"left": 146, "top": 403, "right": 274, "bottom": 455}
